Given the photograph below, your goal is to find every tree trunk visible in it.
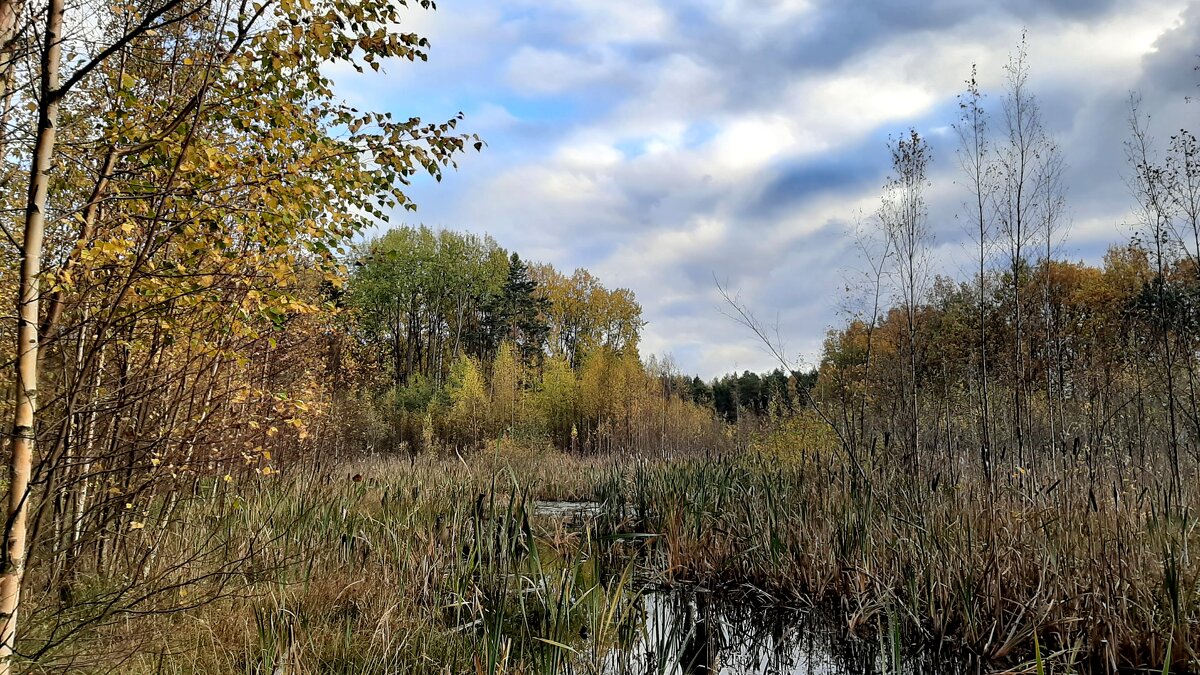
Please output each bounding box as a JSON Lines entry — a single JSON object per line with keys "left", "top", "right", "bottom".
{"left": 0, "top": 0, "right": 26, "bottom": 151}
{"left": 0, "top": 0, "right": 64, "bottom": 665}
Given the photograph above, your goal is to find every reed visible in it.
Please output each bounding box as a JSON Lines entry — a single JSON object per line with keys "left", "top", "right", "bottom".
{"left": 27, "top": 436, "right": 1200, "bottom": 673}
{"left": 611, "top": 429, "right": 1200, "bottom": 672}
{"left": 40, "top": 448, "right": 653, "bottom": 674}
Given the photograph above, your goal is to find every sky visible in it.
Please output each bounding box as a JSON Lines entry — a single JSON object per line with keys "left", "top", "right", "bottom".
{"left": 334, "top": 0, "right": 1200, "bottom": 379}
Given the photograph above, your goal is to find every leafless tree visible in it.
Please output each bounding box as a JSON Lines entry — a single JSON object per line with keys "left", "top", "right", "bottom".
{"left": 995, "top": 33, "right": 1059, "bottom": 465}
{"left": 1127, "top": 96, "right": 1183, "bottom": 497}
{"left": 954, "top": 64, "right": 998, "bottom": 480}
{"left": 879, "top": 128, "right": 932, "bottom": 474}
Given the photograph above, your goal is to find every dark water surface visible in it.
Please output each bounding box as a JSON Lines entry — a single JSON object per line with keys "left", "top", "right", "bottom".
{"left": 602, "top": 588, "right": 969, "bottom": 675}
{"left": 525, "top": 500, "right": 973, "bottom": 675}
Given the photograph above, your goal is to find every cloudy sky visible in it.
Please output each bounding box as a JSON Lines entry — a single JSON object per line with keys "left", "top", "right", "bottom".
{"left": 337, "top": 0, "right": 1200, "bottom": 378}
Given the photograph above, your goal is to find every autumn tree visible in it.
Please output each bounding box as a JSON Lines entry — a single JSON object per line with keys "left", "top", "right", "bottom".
{"left": 0, "top": 0, "right": 478, "bottom": 664}
{"left": 490, "top": 341, "right": 523, "bottom": 435}
{"left": 534, "top": 355, "right": 578, "bottom": 450}
{"left": 533, "top": 265, "right": 644, "bottom": 367}
{"left": 447, "top": 354, "right": 488, "bottom": 450}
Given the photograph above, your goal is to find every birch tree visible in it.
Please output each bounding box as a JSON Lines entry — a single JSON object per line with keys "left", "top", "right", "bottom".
{"left": 879, "top": 128, "right": 932, "bottom": 474}
{"left": 995, "top": 34, "right": 1057, "bottom": 463}
{"left": 1127, "top": 97, "right": 1183, "bottom": 497}
{"left": 954, "top": 65, "right": 997, "bottom": 478}
{"left": 0, "top": 0, "right": 477, "bottom": 665}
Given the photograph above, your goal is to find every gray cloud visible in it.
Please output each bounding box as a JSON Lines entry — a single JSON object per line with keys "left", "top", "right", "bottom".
{"left": 362, "top": 0, "right": 1200, "bottom": 378}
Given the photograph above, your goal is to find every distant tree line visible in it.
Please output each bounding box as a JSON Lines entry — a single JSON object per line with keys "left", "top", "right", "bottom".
{"left": 341, "top": 227, "right": 644, "bottom": 385}
{"left": 339, "top": 225, "right": 788, "bottom": 455}
{"left": 685, "top": 369, "right": 817, "bottom": 423}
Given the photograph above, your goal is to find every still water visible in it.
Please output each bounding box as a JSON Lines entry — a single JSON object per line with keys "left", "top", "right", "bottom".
{"left": 602, "top": 588, "right": 964, "bottom": 675}
{"left": 519, "top": 501, "right": 971, "bottom": 675}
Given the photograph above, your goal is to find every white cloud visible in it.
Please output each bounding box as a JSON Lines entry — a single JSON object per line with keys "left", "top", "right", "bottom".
{"left": 351, "top": 0, "right": 1200, "bottom": 377}
{"left": 505, "top": 45, "right": 623, "bottom": 95}
{"left": 540, "top": 0, "right": 676, "bottom": 46}
{"left": 708, "top": 116, "right": 804, "bottom": 172}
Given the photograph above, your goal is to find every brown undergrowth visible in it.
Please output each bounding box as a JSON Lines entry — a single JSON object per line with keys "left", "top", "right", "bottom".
{"left": 37, "top": 433, "right": 1199, "bottom": 673}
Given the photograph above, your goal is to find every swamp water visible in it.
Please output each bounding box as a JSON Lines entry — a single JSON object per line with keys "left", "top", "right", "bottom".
{"left": 475, "top": 502, "right": 975, "bottom": 675}
{"left": 599, "top": 587, "right": 969, "bottom": 675}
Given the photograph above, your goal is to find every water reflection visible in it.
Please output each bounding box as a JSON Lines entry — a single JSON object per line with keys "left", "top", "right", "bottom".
{"left": 533, "top": 500, "right": 604, "bottom": 519}
{"left": 604, "top": 588, "right": 960, "bottom": 675}
{"left": 486, "top": 504, "right": 973, "bottom": 675}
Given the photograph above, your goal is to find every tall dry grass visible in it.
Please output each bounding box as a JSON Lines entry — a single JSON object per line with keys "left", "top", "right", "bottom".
{"left": 38, "top": 444, "right": 651, "bottom": 674}
{"left": 613, "top": 416, "right": 1200, "bottom": 672}
{"left": 28, "top": 430, "right": 1200, "bottom": 673}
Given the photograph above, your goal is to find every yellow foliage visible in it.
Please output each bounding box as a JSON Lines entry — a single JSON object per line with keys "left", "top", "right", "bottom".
{"left": 489, "top": 342, "right": 523, "bottom": 434}
{"left": 751, "top": 410, "right": 842, "bottom": 463}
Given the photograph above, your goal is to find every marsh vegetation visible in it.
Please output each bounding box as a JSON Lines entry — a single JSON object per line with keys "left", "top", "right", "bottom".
{"left": 0, "top": 0, "right": 1197, "bottom": 671}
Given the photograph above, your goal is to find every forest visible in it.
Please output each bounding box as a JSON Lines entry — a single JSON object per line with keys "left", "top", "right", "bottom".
{"left": 0, "top": 0, "right": 1195, "bottom": 671}
{"left": 338, "top": 225, "right": 808, "bottom": 456}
